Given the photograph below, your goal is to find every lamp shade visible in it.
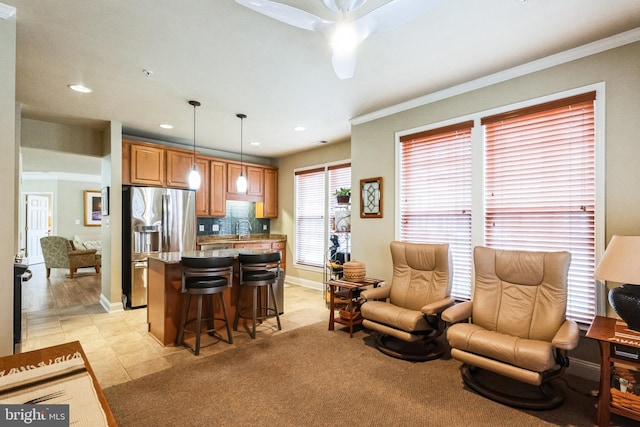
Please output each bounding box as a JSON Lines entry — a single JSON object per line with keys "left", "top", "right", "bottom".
{"left": 594, "top": 235, "right": 640, "bottom": 284}
{"left": 594, "top": 235, "right": 640, "bottom": 331}
{"left": 236, "top": 173, "right": 248, "bottom": 194}
{"left": 188, "top": 167, "right": 201, "bottom": 190}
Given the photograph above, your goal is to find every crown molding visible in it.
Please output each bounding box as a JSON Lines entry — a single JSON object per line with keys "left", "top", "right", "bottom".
{"left": 0, "top": 3, "right": 16, "bottom": 19}
{"left": 351, "top": 27, "right": 640, "bottom": 126}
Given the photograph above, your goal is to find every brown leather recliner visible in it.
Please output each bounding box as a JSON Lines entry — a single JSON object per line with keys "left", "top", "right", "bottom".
{"left": 442, "top": 246, "right": 579, "bottom": 410}
{"left": 360, "top": 241, "right": 454, "bottom": 361}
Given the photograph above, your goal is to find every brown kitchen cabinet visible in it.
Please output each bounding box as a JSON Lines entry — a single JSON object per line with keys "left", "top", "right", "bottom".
{"left": 166, "top": 149, "right": 197, "bottom": 188}
{"left": 227, "top": 163, "right": 263, "bottom": 200}
{"left": 233, "top": 241, "right": 271, "bottom": 250}
{"left": 129, "top": 142, "right": 166, "bottom": 186}
{"left": 194, "top": 157, "right": 210, "bottom": 216}
{"left": 209, "top": 160, "right": 226, "bottom": 217}
{"left": 257, "top": 168, "right": 278, "bottom": 218}
{"left": 271, "top": 240, "right": 286, "bottom": 271}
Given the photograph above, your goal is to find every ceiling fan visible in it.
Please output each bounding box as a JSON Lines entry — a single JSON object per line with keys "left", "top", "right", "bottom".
{"left": 235, "top": 0, "right": 441, "bottom": 79}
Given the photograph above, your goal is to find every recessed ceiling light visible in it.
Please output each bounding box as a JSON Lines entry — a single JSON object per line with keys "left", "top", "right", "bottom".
{"left": 159, "top": 123, "right": 173, "bottom": 129}
{"left": 293, "top": 126, "right": 306, "bottom": 131}
{"left": 250, "top": 142, "right": 261, "bottom": 146}
{"left": 68, "top": 84, "right": 92, "bottom": 93}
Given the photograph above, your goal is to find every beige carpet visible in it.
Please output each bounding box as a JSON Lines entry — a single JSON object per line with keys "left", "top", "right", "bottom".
{"left": 104, "top": 322, "right": 599, "bottom": 426}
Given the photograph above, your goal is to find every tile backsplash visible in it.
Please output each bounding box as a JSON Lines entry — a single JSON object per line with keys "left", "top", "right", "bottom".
{"left": 197, "top": 201, "right": 270, "bottom": 235}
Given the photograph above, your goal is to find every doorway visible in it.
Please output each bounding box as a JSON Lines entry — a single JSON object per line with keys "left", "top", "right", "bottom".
{"left": 23, "top": 193, "right": 52, "bottom": 265}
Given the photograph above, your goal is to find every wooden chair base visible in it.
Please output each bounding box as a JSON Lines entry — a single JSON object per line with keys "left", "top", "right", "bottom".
{"left": 460, "top": 364, "right": 565, "bottom": 410}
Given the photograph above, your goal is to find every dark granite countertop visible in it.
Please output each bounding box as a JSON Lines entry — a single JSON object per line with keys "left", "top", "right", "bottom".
{"left": 196, "top": 234, "right": 287, "bottom": 245}
{"left": 148, "top": 248, "right": 277, "bottom": 264}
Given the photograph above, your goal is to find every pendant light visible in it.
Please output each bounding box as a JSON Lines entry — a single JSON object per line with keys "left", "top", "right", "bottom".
{"left": 187, "top": 100, "right": 201, "bottom": 190}
{"left": 236, "top": 113, "right": 248, "bottom": 193}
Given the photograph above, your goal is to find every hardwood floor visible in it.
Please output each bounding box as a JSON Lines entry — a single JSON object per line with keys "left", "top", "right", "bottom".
{"left": 21, "top": 263, "right": 326, "bottom": 388}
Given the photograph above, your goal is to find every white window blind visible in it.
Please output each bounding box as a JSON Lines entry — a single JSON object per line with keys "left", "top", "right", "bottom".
{"left": 399, "top": 121, "right": 474, "bottom": 300}
{"left": 295, "top": 168, "right": 325, "bottom": 267}
{"left": 482, "top": 91, "right": 596, "bottom": 324}
{"left": 295, "top": 163, "right": 351, "bottom": 269}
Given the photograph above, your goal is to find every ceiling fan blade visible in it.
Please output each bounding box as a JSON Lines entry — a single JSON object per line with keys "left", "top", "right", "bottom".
{"left": 355, "top": 0, "right": 442, "bottom": 36}
{"left": 235, "top": 0, "right": 328, "bottom": 32}
{"left": 332, "top": 50, "right": 357, "bottom": 79}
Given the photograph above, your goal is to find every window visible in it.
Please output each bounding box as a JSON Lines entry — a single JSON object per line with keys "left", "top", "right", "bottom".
{"left": 398, "top": 90, "right": 598, "bottom": 323}
{"left": 295, "top": 163, "right": 351, "bottom": 269}
{"left": 482, "top": 92, "right": 596, "bottom": 324}
{"left": 399, "top": 122, "right": 474, "bottom": 300}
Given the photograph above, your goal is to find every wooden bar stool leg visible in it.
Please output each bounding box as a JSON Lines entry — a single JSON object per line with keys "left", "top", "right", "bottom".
{"left": 269, "top": 283, "right": 281, "bottom": 330}
{"left": 194, "top": 295, "right": 203, "bottom": 355}
{"left": 220, "top": 293, "right": 233, "bottom": 344}
{"left": 251, "top": 286, "right": 258, "bottom": 339}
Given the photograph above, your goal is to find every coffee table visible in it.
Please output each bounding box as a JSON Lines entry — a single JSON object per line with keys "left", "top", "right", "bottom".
{"left": 327, "top": 278, "right": 384, "bottom": 337}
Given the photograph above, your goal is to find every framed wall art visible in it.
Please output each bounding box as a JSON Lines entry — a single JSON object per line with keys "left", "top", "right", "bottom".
{"left": 84, "top": 190, "right": 102, "bottom": 226}
{"left": 360, "top": 177, "right": 383, "bottom": 218}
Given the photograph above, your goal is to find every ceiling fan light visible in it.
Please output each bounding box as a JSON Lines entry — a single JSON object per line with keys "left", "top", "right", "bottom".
{"left": 188, "top": 167, "right": 201, "bottom": 190}
{"left": 330, "top": 22, "right": 359, "bottom": 55}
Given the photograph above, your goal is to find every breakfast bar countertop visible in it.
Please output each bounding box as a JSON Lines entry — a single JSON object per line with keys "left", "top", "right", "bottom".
{"left": 196, "top": 234, "right": 287, "bottom": 245}
{"left": 148, "top": 248, "right": 276, "bottom": 264}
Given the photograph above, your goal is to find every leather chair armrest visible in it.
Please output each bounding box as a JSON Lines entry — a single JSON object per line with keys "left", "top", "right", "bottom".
{"left": 441, "top": 301, "right": 473, "bottom": 324}
{"left": 552, "top": 320, "right": 580, "bottom": 350}
{"left": 360, "top": 286, "right": 390, "bottom": 300}
{"left": 421, "top": 297, "right": 455, "bottom": 315}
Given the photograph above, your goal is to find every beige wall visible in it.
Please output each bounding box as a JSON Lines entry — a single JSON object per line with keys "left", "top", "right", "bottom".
{"left": 21, "top": 119, "right": 104, "bottom": 156}
{"left": 272, "top": 140, "right": 350, "bottom": 286}
{"left": 0, "top": 10, "right": 17, "bottom": 356}
{"left": 350, "top": 41, "right": 640, "bottom": 287}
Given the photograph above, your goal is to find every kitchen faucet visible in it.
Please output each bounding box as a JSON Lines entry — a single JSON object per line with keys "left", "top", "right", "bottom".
{"left": 237, "top": 219, "right": 252, "bottom": 236}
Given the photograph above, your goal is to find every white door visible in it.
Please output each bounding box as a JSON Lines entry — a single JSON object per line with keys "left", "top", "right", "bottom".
{"left": 26, "top": 194, "right": 49, "bottom": 264}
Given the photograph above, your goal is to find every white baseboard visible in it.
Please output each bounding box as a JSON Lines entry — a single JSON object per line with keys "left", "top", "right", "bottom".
{"left": 284, "top": 276, "right": 324, "bottom": 291}
{"left": 567, "top": 357, "right": 600, "bottom": 382}
{"left": 100, "top": 293, "right": 124, "bottom": 313}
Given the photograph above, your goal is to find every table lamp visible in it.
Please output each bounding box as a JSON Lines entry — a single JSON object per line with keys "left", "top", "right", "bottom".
{"left": 594, "top": 235, "right": 640, "bottom": 331}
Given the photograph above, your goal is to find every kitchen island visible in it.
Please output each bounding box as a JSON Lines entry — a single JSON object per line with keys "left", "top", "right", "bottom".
{"left": 147, "top": 248, "right": 278, "bottom": 346}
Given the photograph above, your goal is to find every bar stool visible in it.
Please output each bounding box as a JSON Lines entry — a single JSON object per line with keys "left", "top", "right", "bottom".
{"left": 177, "top": 256, "right": 234, "bottom": 355}
{"left": 233, "top": 252, "right": 282, "bottom": 339}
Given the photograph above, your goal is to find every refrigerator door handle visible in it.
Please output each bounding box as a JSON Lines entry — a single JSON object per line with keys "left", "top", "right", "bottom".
{"left": 161, "top": 193, "right": 169, "bottom": 252}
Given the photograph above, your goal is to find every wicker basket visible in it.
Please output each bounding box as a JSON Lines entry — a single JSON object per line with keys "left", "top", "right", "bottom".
{"left": 611, "top": 388, "right": 640, "bottom": 412}
{"left": 343, "top": 261, "right": 366, "bottom": 281}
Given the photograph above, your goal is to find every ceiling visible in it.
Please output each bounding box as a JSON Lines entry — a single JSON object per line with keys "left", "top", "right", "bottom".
{"left": 6, "top": 0, "right": 640, "bottom": 160}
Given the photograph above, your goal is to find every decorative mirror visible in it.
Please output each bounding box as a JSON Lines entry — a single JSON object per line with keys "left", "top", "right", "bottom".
{"left": 360, "top": 177, "right": 383, "bottom": 218}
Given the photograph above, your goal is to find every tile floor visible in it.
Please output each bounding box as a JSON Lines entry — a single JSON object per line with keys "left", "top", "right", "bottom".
{"left": 20, "top": 263, "right": 327, "bottom": 388}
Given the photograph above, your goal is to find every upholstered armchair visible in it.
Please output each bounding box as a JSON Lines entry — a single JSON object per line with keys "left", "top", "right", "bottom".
{"left": 442, "top": 246, "right": 579, "bottom": 410}
{"left": 360, "top": 241, "right": 454, "bottom": 361}
{"left": 40, "top": 236, "right": 101, "bottom": 279}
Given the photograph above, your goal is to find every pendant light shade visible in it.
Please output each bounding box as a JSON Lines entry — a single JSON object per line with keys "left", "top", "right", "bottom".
{"left": 188, "top": 100, "right": 201, "bottom": 190}
{"left": 236, "top": 113, "right": 248, "bottom": 194}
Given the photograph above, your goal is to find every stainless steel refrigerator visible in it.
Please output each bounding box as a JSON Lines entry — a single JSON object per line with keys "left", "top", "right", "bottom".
{"left": 122, "top": 186, "right": 196, "bottom": 308}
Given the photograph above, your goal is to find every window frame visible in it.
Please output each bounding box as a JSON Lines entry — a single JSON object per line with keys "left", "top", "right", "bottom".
{"left": 294, "top": 161, "right": 352, "bottom": 271}
{"left": 395, "top": 83, "right": 606, "bottom": 323}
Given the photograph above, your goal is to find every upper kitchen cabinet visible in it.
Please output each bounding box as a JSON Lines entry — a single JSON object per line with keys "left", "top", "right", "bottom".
{"left": 194, "top": 157, "right": 210, "bottom": 216}
{"left": 129, "top": 142, "right": 165, "bottom": 186}
{"left": 166, "top": 149, "right": 197, "bottom": 188}
{"left": 209, "top": 160, "right": 226, "bottom": 217}
{"left": 256, "top": 168, "right": 278, "bottom": 218}
{"left": 227, "top": 163, "right": 263, "bottom": 201}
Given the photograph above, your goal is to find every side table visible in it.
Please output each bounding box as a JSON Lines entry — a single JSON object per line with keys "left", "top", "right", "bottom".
{"left": 586, "top": 315, "right": 640, "bottom": 426}
{"left": 327, "top": 278, "right": 384, "bottom": 337}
